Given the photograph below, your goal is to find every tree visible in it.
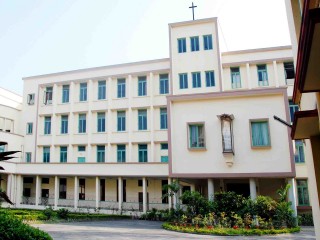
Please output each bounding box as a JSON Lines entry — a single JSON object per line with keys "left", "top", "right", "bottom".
{"left": 162, "top": 180, "right": 180, "bottom": 209}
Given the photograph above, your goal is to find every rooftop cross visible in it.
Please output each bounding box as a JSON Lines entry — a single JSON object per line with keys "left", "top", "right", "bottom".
{"left": 189, "top": 2, "right": 197, "bottom": 20}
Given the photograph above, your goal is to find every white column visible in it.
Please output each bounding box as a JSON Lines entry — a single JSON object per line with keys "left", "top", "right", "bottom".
{"left": 35, "top": 175, "right": 41, "bottom": 206}
{"left": 54, "top": 176, "right": 59, "bottom": 209}
{"left": 287, "top": 178, "right": 297, "bottom": 217}
{"left": 74, "top": 176, "right": 78, "bottom": 209}
{"left": 143, "top": 177, "right": 147, "bottom": 213}
{"left": 249, "top": 178, "right": 257, "bottom": 200}
{"left": 246, "top": 63, "right": 252, "bottom": 89}
{"left": 7, "top": 174, "right": 12, "bottom": 201}
{"left": 118, "top": 177, "right": 123, "bottom": 211}
{"left": 16, "top": 175, "right": 22, "bottom": 207}
{"left": 208, "top": 179, "right": 214, "bottom": 201}
{"left": 168, "top": 178, "right": 172, "bottom": 209}
{"left": 95, "top": 176, "right": 100, "bottom": 209}
{"left": 273, "top": 60, "right": 280, "bottom": 87}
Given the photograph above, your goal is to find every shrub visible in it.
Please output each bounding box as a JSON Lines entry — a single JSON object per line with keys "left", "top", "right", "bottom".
{"left": 252, "top": 196, "right": 277, "bottom": 220}
{"left": 213, "top": 192, "right": 246, "bottom": 217}
{"left": 298, "top": 213, "right": 314, "bottom": 226}
{"left": 57, "top": 208, "right": 69, "bottom": 219}
{"left": 0, "top": 213, "right": 52, "bottom": 240}
{"left": 43, "top": 207, "right": 55, "bottom": 220}
{"left": 180, "top": 191, "right": 214, "bottom": 218}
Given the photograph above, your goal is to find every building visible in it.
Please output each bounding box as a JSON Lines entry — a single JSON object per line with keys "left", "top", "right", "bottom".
{"left": 0, "top": 18, "right": 303, "bottom": 216}
{"left": 285, "top": 0, "right": 320, "bottom": 237}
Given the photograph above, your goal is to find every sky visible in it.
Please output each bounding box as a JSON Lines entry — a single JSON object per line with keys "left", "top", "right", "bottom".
{"left": 0, "top": 0, "right": 291, "bottom": 95}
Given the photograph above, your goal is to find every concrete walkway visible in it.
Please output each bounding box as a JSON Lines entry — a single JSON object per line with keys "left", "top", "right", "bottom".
{"left": 34, "top": 220, "right": 316, "bottom": 240}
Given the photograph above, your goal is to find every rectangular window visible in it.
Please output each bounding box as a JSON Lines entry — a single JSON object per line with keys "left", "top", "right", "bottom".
{"left": 257, "top": 65, "right": 268, "bottom": 86}
{"left": 138, "top": 109, "right": 147, "bottom": 130}
{"left": 179, "top": 73, "right": 188, "bottom": 89}
{"left": 192, "top": 72, "right": 201, "bottom": 88}
{"left": 78, "top": 114, "right": 86, "bottom": 133}
{"left": 161, "top": 143, "right": 168, "bottom": 150}
{"left": 138, "top": 76, "right": 147, "bottom": 96}
{"left": 297, "top": 180, "right": 310, "bottom": 206}
{"left": 162, "top": 180, "right": 168, "bottom": 203}
{"left": 43, "top": 146, "right": 50, "bottom": 163}
{"left": 97, "top": 145, "right": 105, "bottom": 162}
{"left": 284, "top": 62, "right": 295, "bottom": 82}
{"left": 203, "top": 34, "right": 213, "bottom": 50}
{"left": 98, "top": 80, "right": 106, "bottom": 100}
{"left": 79, "top": 178, "right": 85, "bottom": 200}
{"left": 190, "top": 36, "right": 199, "bottom": 51}
{"left": 78, "top": 146, "right": 86, "bottom": 163}
{"left": 60, "top": 146, "right": 68, "bottom": 163}
{"left": 0, "top": 145, "right": 5, "bottom": 153}
{"left": 161, "top": 156, "right": 169, "bottom": 163}
{"left": 45, "top": 87, "right": 53, "bottom": 104}
{"left": 177, "top": 38, "right": 186, "bottom": 53}
{"left": 159, "top": 74, "right": 169, "bottom": 94}
{"left": 61, "top": 115, "right": 68, "bottom": 134}
{"left": 138, "top": 144, "right": 148, "bottom": 162}
{"left": 289, "top": 100, "right": 299, "bottom": 123}
{"left": 205, "top": 71, "right": 215, "bottom": 87}
{"left": 27, "top": 94, "right": 35, "bottom": 105}
{"left": 295, "top": 140, "right": 305, "bottom": 163}
{"left": 59, "top": 178, "right": 67, "bottom": 199}
{"left": 231, "top": 67, "right": 241, "bottom": 89}
{"left": 25, "top": 152, "right": 31, "bottom": 163}
{"left": 97, "top": 112, "right": 106, "bottom": 132}
{"left": 250, "top": 120, "right": 271, "bottom": 147}
{"left": 117, "top": 144, "right": 126, "bottom": 162}
{"left": 44, "top": 116, "right": 51, "bottom": 135}
{"left": 62, "top": 85, "right": 70, "bottom": 103}
{"left": 189, "top": 124, "right": 205, "bottom": 148}
{"left": 160, "top": 108, "right": 167, "bottom": 130}
{"left": 26, "top": 122, "right": 33, "bottom": 134}
{"left": 117, "top": 78, "right": 126, "bottom": 98}
{"left": 42, "top": 178, "right": 50, "bottom": 184}
{"left": 117, "top": 111, "right": 126, "bottom": 131}
{"left": 78, "top": 146, "right": 86, "bottom": 151}
{"left": 80, "top": 83, "right": 87, "bottom": 101}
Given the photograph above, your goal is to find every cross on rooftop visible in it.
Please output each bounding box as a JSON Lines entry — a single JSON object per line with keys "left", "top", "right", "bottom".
{"left": 189, "top": 2, "right": 197, "bottom": 20}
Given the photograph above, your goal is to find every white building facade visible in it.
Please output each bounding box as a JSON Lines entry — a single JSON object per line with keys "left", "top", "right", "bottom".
{"left": 0, "top": 18, "right": 307, "bottom": 215}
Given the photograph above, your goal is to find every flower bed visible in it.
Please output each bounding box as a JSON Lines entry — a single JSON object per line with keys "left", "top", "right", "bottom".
{"left": 162, "top": 222, "right": 300, "bottom": 236}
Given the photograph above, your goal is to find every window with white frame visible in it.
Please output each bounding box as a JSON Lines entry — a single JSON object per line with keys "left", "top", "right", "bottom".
{"left": 77, "top": 146, "right": 86, "bottom": 163}
{"left": 205, "top": 71, "right": 215, "bottom": 87}
{"left": 25, "top": 152, "right": 31, "bottom": 163}
{"left": 44, "top": 87, "right": 53, "bottom": 104}
{"left": 62, "top": 85, "right": 70, "bottom": 103}
{"left": 60, "top": 146, "right": 68, "bottom": 163}
{"left": 138, "top": 76, "right": 147, "bottom": 96}
{"left": 294, "top": 140, "right": 305, "bottom": 163}
{"left": 250, "top": 120, "right": 271, "bottom": 148}
{"left": 189, "top": 124, "right": 205, "bottom": 149}
{"left": 257, "top": 65, "right": 269, "bottom": 86}
{"left": 177, "top": 38, "right": 186, "bottom": 53}
{"left": 160, "top": 108, "right": 167, "bottom": 129}
{"left": 79, "top": 83, "right": 87, "bottom": 101}
{"left": 43, "top": 146, "right": 50, "bottom": 163}
{"left": 117, "top": 78, "right": 126, "bottom": 98}
{"left": 117, "top": 145, "right": 126, "bottom": 162}
{"left": 117, "top": 111, "right": 126, "bottom": 131}
{"left": 231, "top": 67, "right": 241, "bottom": 89}
{"left": 190, "top": 36, "right": 199, "bottom": 51}
{"left": 44, "top": 116, "right": 51, "bottom": 135}
{"left": 289, "top": 100, "right": 299, "bottom": 123}
{"left": 27, "top": 94, "right": 35, "bottom": 105}
{"left": 138, "top": 144, "right": 148, "bottom": 162}
{"left": 98, "top": 80, "right": 106, "bottom": 100}
{"left": 138, "top": 109, "right": 147, "bottom": 130}
{"left": 97, "top": 145, "right": 105, "bottom": 162}
{"left": 203, "top": 34, "right": 213, "bottom": 50}
{"left": 61, "top": 115, "right": 68, "bottom": 134}
{"left": 26, "top": 122, "right": 33, "bottom": 134}
{"left": 78, "top": 114, "right": 86, "bottom": 133}
{"left": 159, "top": 74, "right": 169, "bottom": 94}
{"left": 179, "top": 73, "right": 188, "bottom": 89}
{"left": 97, "top": 112, "right": 106, "bottom": 132}
{"left": 284, "top": 62, "right": 295, "bottom": 84}
{"left": 192, "top": 72, "right": 201, "bottom": 88}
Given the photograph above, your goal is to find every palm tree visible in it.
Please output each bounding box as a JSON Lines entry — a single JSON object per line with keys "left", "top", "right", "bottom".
{"left": 0, "top": 141, "right": 20, "bottom": 205}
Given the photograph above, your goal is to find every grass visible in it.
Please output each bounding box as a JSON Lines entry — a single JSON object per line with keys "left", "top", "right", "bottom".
{"left": 162, "top": 222, "right": 301, "bottom": 236}
{"left": 0, "top": 208, "right": 130, "bottom": 223}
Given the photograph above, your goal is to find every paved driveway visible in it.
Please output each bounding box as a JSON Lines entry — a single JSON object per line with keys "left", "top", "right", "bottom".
{"left": 34, "top": 220, "right": 315, "bottom": 240}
